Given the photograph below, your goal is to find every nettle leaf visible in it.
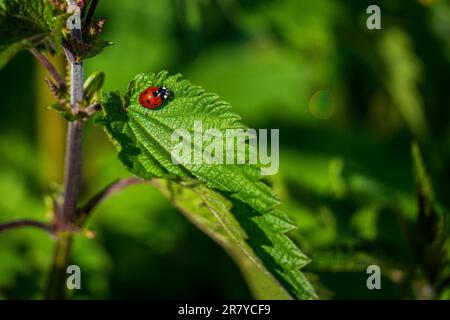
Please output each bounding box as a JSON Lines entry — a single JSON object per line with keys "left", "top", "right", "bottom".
{"left": 153, "top": 179, "right": 315, "bottom": 299}
{"left": 63, "top": 36, "right": 113, "bottom": 62}
{"left": 0, "top": 0, "right": 66, "bottom": 68}
{"left": 80, "top": 38, "right": 113, "bottom": 60}
{"left": 98, "top": 71, "right": 317, "bottom": 299}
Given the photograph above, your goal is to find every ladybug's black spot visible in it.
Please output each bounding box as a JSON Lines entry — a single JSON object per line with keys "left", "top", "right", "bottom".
{"left": 146, "top": 99, "right": 150, "bottom": 103}
{"left": 158, "top": 87, "right": 172, "bottom": 100}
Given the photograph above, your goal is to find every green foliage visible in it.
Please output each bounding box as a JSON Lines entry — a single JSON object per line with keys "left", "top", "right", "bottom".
{"left": 47, "top": 71, "right": 105, "bottom": 121}
{"left": 97, "top": 71, "right": 316, "bottom": 299}
{"left": 411, "top": 143, "right": 449, "bottom": 292}
{"left": 1, "top": 0, "right": 450, "bottom": 300}
{"left": 0, "top": 0, "right": 66, "bottom": 67}
{"left": 84, "top": 71, "right": 105, "bottom": 103}
{"left": 79, "top": 39, "right": 113, "bottom": 61}
{"left": 412, "top": 142, "right": 435, "bottom": 203}
{"left": 63, "top": 1, "right": 112, "bottom": 62}
{"left": 100, "top": 72, "right": 275, "bottom": 210}
{"left": 63, "top": 36, "right": 113, "bottom": 63}
{"left": 153, "top": 179, "right": 314, "bottom": 299}
{"left": 47, "top": 101, "right": 73, "bottom": 121}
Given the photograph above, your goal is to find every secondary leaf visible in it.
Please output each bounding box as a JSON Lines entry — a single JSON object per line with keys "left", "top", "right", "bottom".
{"left": 153, "top": 179, "right": 314, "bottom": 299}
{"left": 0, "top": 0, "right": 66, "bottom": 68}
{"left": 98, "top": 71, "right": 317, "bottom": 299}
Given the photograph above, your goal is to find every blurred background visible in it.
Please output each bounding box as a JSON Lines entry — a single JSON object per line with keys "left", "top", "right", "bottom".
{"left": 1, "top": 0, "right": 450, "bottom": 299}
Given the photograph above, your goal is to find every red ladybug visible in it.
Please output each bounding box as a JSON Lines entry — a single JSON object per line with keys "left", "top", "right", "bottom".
{"left": 139, "top": 86, "right": 172, "bottom": 109}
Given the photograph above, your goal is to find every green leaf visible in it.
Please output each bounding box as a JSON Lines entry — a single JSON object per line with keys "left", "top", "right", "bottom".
{"left": 98, "top": 71, "right": 317, "bottom": 299}
{"left": 84, "top": 71, "right": 105, "bottom": 103}
{"left": 0, "top": 0, "right": 66, "bottom": 68}
{"left": 79, "top": 39, "right": 113, "bottom": 61}
{"left": 47, "top": 101, "right": 75, "bottom": 121}
{"left": 153, "top": 179, "right": 315, "bottom": 299}
{"left": 63, "top": 37, "right": 113, "bottom": 62}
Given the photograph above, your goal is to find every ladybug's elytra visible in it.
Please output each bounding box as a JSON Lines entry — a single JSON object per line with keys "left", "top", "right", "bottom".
{"left": 139, "top": 86, "right": 172, "bottom": 109}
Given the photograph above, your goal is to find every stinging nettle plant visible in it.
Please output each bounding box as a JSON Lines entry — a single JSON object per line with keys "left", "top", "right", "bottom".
{"left": 0, "top": 0, "right": 316, "bottom": 299}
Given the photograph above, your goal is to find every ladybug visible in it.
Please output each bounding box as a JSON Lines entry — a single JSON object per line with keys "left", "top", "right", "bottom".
{"left": 139, "top": 86, "right": 172, "bottom": 109}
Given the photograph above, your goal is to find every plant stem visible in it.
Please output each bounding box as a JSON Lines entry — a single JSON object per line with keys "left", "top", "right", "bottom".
{"left": 46, "top": 234, "right": 72, "bottom": 299}
{"left": 29, "top": 47, "right": 66, "bottom": 92}
{"left": 61, "top": 120, "right": 83, "bottom": 222}
{"left": 46, "top": 0, "right": 84, "bottom": 299}
{"left": 0, "top": 219, "right": 54, "bottom": 234}
{"left": 77, "top": 178, "right": 145, "bottom": 225}
{"left": 62, "top": 0, "right": 84, "bottom": 222}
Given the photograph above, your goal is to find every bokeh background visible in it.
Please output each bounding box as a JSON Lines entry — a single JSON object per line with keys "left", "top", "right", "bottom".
{"left": 1, "top": 0, "right": 450, "bottom": 299}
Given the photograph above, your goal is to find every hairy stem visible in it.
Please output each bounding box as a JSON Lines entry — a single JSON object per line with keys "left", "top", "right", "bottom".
{"left": 46, "top": 0, "right": 84, "bottom": 300}
{"left": 61, "top": 120, "right": 83, "bottom": 222}
{"left": 62, "top": 0, "right": 84, "bottom": 222}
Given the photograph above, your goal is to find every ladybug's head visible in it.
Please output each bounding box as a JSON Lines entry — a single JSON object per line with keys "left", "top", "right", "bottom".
{"left": 157, "top": 86, "right": 172, "bottom": 101}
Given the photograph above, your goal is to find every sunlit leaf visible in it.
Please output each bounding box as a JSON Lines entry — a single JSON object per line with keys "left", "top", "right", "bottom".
{"left": 97, "top": 71, "right": 317, "bottom": 299}
{"left": 0, "top": 0, "right": 66, "bottom": 68}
